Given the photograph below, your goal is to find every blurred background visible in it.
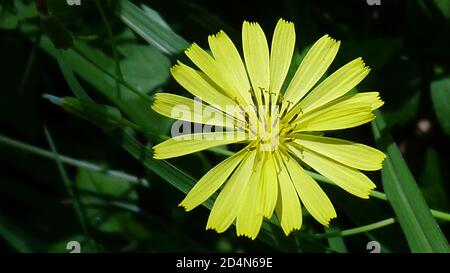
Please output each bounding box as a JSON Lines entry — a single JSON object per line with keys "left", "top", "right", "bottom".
{"left": 0, "top": 0, "right": 449, "bottom": 252}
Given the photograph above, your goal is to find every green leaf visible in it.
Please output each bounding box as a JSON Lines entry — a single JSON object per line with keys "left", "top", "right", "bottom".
{"left": 76, "top": 168, "right": 143, "bottom": 234}
{"left": 372, "top": 111, "right": 450, "bottom": 252}
{"left": 431, "top": 77, "right": 450, "bottom": 135}
{"left": 118, "top": 43, "right": 171, "bottom": 92}
{"left": 39, "top": 36, "right": 171, "bottom": 134}
{"left": 117, "top": 0, "right": 189, "bottom": 56}
{"left": 140, "top": 4, "right": 171, "bottom": 29}
{"left": 77, "top": 168, "right": 138, "bottom": 200}
{"left": 0, "top": 4, "right": 18, "bottom": 29}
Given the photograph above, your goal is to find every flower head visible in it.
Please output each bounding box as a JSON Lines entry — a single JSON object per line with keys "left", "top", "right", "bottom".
{"left": 152, "top": 19, "right": 386, "bottom": 239}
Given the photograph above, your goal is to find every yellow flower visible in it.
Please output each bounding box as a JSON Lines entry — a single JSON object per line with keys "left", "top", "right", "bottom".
{"left": 152, "top": 19, "right": 386, "bottom": 239}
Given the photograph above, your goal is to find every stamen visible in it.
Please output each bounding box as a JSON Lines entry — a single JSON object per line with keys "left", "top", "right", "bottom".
{"left": 284, "top": 128, "right": 293, "bottom": 135}
{"left": 259, "top": 87, "right": 267, "bottom": 106}
{"left": 287, "top": 111, "right": 300, "bottom": 124}
{"left": 280, "top": 100, "right": 293, "bottom": 119}
{"left": 284, "top": 137, "right": 294, "bottom": 142}
{"left": 283, "top": 104, "right": 304, "bottom": 123}
{"left": 276, "top": 92, "right": 284, "bottom": 105}
{"left": 267, "top": 91, "right": 277, "bottom": 107}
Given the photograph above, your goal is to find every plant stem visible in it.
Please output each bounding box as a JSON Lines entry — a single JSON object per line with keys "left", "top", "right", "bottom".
{"left": 305, "top": 218, "right": 396, "bottom": 239}
{"left": 0, "top": 134, "right": 148, "bottom": 187}
{"left": 94, "top": 0, "right": 125, "bottom": 100}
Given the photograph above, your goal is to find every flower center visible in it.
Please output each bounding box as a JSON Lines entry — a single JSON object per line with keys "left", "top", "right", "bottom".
{"left": 241, "top": 87, "right": 301, "bottom": 152}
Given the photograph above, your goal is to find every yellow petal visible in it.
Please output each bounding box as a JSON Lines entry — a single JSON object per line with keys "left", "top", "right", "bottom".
{"left": 236, "top": 155, "right": 264, "bottom": 239}
{"left": 180, "top": 150, "right": 247, "bottom": 211}
{"left": 260, "top": 153, "right": 278, "bottom": 218}
{"left": 344, "top": 92, "right": 385, "bottom": 110}
{"left": 153, "top": 132, "right": 247, "bottom": 159}
{"left": 295, "top": 134, "right": 386, "bottom": 171}
{"left": 184, "top": 43, "right": 242, "bottom": 101}
{"left": 152, "top": 93, "right": 244, "bottom": 128}
{"left": 283, "top": 35, "right": 340, "bottom": 108}
{"left": 207, "top": 150, "right": 257, "bottom": 232}
{"left": 282, "top": 152, "right": 336, "bottom": 226}
{"left": 292, "top": 99, "right": 375, "bottom": 132}
{"left": 270, "top": 19, "right": 295, "bottom": 97}
{"left": 208, "top": 31, "right": 252, "bottom": 105}
{"left": 242, "top": 21, "right": 270, "bottom": 96}
{"left": 288, "top": 145, "right": 376, "bottom": 198}
{"left": 297, "top": 57, "right": 370, "bottom": 114}
{"left": 171, "top": 62, "right": 237, "bottom": 109}
{"left": 274, "top": 152, "right": 302, "bottom": 235}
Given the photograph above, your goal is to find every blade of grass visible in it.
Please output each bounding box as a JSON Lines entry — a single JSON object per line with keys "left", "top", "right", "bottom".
{"left": 372, "top": 110, "right": 450, "bottom": 252}
{"left": 117, "top": 0, "right": 189, "bottom": 56}
{"left": 0, "top": 133, "right": 148, "bottom": 187}
{"left": 44, "top": 127, "right": 97, "bottom": 252}
{"left": 56, "top": 52, "right": 94, "bottom": 103}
